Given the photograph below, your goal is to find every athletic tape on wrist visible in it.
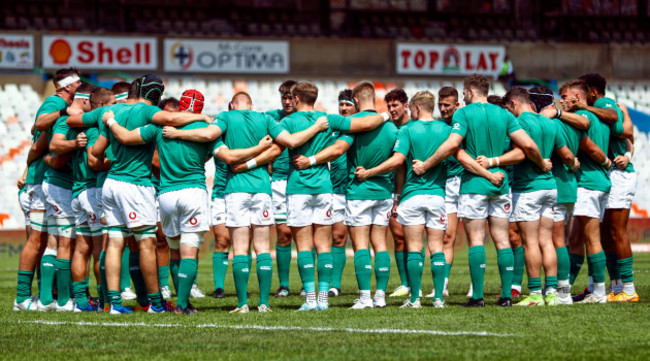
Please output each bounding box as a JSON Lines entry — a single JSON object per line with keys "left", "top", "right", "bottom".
{"left": 488, "top": 158, "right": 493, "bottom": 167}
{"left": 246, "top": 159, "right": 257, "bottom": 169}
{"left": 106, "top": 118, "right": 116, "bottom": 127}
{"left": 625, "top": 151, "right": 633, "bottom": 161}
{"left": 381, "top": 112, "right": 390, "bottom": 122}
{"left": 308, "top": 156, "right": 317, "bottom": 166}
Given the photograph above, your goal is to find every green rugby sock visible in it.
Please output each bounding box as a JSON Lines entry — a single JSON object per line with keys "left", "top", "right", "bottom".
{"left": 55, "top": 259, "right": 72, "bottom": 306}
{"left": 158, "top": 265, "right": 170, "bottom": 288}
{"left": 99, "top": 251, "right": 109, "bottom": 304}
{"left": 256, "top": 253, "right": 273, "bottom": 307}
{"left": 331, "top": 246, "right": 346, "bottom": 290}
{"left": 528, "top": 277, "right": 542, "bottom": 292}
{"left": 96, "top": 285, "right": 103, "bottom": 305}
{"left": 587, "top": 251, "right": 606, "bottom": 283}
{"left": 177, "top": 258, "right": 198, "bottom": 309}
{"left": 353, "top": 249, "right": 371, "bottom": 292}
{"left": 512, "top": 245, "right": 525, "bottom": 287}
{"left": 468, "top": 246, "right": 486, "bottom": 300}
{"left": 275, "top": 245, "right": 291, "bottom": 288}
{"left": 569, "top": 253, "right": 584, "bottom": 285}
{"left": 617, "top": 257, "right": 634, "bottom": 283}
{"left": 297, "top": 251, "right": 315, "bottom": 293}
{"left": 374, "top": 251, "right": 391, "bottom": 292}
{"left": 545, "top": 275, "right": 558, "bottom": 292}
{"left": 407, "top": 251, "right": 423, "bottom": 303}
{"left": 170, "top": 259, "right": 180, "bottom": 294}
{"left": 497, "top": 248, "right": 514, "bottom": 299}
{"left": 232, "top": 255, "right": 250, "bottom": 307}
{"left": 120, "top": 248, "right": 131, "bottom": 291}
{"left": 16, "top": 270, "right": 34, "bottom": 303}
{"left": 108, "top": 290, "right": 122, "bottom": 307}
{"left": 128, "top": 251, "right": 149, "bottom": 307}
{"left": 147, "top": 292, "right": 163, "bottom": 309}
{"left": 395, "top": 250, "right": 408, "bottom": 287}
{"left": 192, "top": 270, "right": 198, "bottom": 286}
{"left": 444, "top": 262, "right": 452, "bottom": 280}
{"left": 317, "top": 252, "right": 333, "bottom": 287}
{"left": 39, "top": 255, "right": 56, "bottom": 304}
{"left": 212, "top": 251, "right": 229, "bottom": 290}
{"left": 605, "top": 252, "right": 620, "bottom": 281}
{"left": 73, "top": 281, "right": 88, "bottom": 308}
{"left": 556, "top": 247, "right": 570, "bottom": 283}
{"left": 311, "top": 247, "right": 316, "bottom": 264}
{"left": 247, "top": 253, "right": 253, "bottom": 270}
{"left": 430, "top": 252, "right": 446, "bottom": 301}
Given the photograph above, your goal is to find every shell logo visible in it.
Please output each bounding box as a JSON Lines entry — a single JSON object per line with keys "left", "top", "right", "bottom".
{"left": 49, "top": 38, "right": 72, "bottom": 65}
{"left": 189, "top": 217, "right": 198, "bottom": 225}
{"left": 129, "top": 212, "right": 137, "bottom": 220}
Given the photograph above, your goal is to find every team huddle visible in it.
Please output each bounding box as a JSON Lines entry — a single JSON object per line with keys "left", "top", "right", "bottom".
{"left": 12, "top": 68, "right": 638, "bottom": 314}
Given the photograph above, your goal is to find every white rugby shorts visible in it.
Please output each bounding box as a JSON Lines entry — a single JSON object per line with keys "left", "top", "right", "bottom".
{"left": 574, "top": 187, "right": 608, "bottom": 220}
{"left": 552, "top": 203, "right": 575, "bottom": 223}
{"left": 510, "top": 189, "right": 557, "bottom": 222}
{"left": 19, "top": 189, "right": 31, "bottom": 226}
{"left": 102, "top": 178, "right": 157, "bottom": 228}
{"left": 225, "top": 192, "right": 274, "bottom": 228}
{"left": 331, "top": 193, "right": 346, "bottom": 223}
{"left": 397, "top": 194, "right": 447, "bottom": 230}
{"left": 209, "top": 198, "right": 226, "bottom": 226}
{"left": 25, "top": 184, "right": 46, "bottom": 211}
{"left": 344, "top": 198, "right": 392, "bottom": 227}
{"left": 606, "top": 169, "right": 637, "bottom": 210}
{"left": 43, "top": 182, "right": 74, "bottom": 219}
{"left": 71, "top": 188, "right": 102, "bottom": 230}
{"left": 445, "top": 176, "right": 461, "bottom": 214}
{"left": 458, "top": 193, "right": 512, "bottom": 220}
{"left": 272, "top": 180, "right": 288, "bottom": 223}
{"left": 159, "top": 188, "right": 210, "bottom": 238}
{"left": 286, "top": 193, "right": 333, "bottom": 227}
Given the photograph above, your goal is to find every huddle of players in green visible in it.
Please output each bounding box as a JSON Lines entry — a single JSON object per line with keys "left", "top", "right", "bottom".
{"left": 12, "top": 68, "right": 638, "bottom": 314}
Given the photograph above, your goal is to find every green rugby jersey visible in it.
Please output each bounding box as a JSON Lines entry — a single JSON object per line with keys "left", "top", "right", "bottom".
{"left": 342, "top": 110, "right": 398, "bottom": 200}
{"left": 105, "top": 103, "right": 161, "bottom": 186}
{"left": 451, "top": 102, "right": 521, "bottom": 195}
{"left": 576, "top": 110, "right": 611, "bottom": 193}
{"left": 266, "top": 109, "right": 290, "bottom": 181}
{"left": 512, "top": 112, "right": 561, "bottom": 193}
{"left": 43, "top": 116, "right": 74, "bottom": 190}
{"left": 280, "top": 111, "right": 352, "bottom": 195}
{"left": 68, "top": 126, "right": 99, "bottom": 199}
{"left": 26, "top": 96, "right": 68, "bottom": 185}
{"left": 211, "top": 152, "right": 228, "bottom": 201}
{"left": 393, "top": 120, "right": 449, "bottom": 202}
{"left": 551, "top": 118, "right": 582, "bottom": 204}
{"left": 83, "top": 104, "right": 128, "bottom": 188}
{"left": 594, "top": 97, "right": 634, "bottom": 173}
{"left": 212, "top": 110, "right": 284, "bottom": 194}
{"left": 140, "top": 122, "right": 216, "bottom": 195}
{"left": 329, "top": 131, "right": 349, "bottom": 195}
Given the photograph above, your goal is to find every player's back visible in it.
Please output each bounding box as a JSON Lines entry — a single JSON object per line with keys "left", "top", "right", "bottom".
{"left": 576, "top": 110, "right": 611, "bottom": 192}
{"left": 107, "top": 102, "right": 159, "bottom": 186}
{"left": 512, "top": 112, "right": 556, "bottom": 193}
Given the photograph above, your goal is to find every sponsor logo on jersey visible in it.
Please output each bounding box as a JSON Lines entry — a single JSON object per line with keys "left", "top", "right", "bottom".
{"left": 189, "top": 217, "right": 198, "bottom": 225}
{"left": 129, "top": 212, "right": 137, "bottom": 220}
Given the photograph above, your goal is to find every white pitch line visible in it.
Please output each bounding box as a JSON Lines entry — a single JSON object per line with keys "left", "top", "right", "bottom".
{"left": 21, "top": 320, "right": 515, "bottom": 337}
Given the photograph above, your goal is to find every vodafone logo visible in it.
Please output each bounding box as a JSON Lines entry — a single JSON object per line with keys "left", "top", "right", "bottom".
{"left": 129, "top": 212, "right": 137, "bottom": 220}
{"left": 326, "top": 209, "right": 332, "bottom": 218}
{"left": 53, "top": 205, "right": 59, "bottom": 212}
{"left": 504, "top": 203, "right": 511, "bottom": 211}
{"left": 387, "top": 211, "right": 391, "bottom": 219}
{"left": 440, "top": 214, "right": 447, "bottom": 223}
{"left": 263, "top": 210, "right": 269, "bottom": 218}
{"left": 89, "top": 213, "right": 97, "bottom": 221}
{"left": 189, "top": 217, "right": 198, "bottom": 225}
{"left": 43, "top": 35, "right": 157, "bottom": 70}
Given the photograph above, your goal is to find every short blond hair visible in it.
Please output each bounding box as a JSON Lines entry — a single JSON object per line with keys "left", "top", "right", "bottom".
{"left": 410, "top": 91, "right": 436, "bottom": 113}
{"left": 352, "top": 80, "right": 375, "bottom": 103}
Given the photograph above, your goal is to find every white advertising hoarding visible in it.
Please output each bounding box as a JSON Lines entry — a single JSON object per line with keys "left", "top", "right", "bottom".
{"left": 397, "top": 43, "right": 506, "bottom": 76}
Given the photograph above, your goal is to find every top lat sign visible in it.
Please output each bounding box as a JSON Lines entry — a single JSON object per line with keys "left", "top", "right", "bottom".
{"left": 396, "top": 43, "right": 505, "bottom": 76}
{"left": 42, "top": 35, "right": 157, "bottom": 70}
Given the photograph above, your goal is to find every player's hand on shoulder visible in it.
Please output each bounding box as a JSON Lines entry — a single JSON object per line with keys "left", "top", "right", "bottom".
{"left": 102, "top": 110, "right": 115, "bottom": 125}
{"left": 292, "top": 155, "right": 310, "bottom": 170}
{"left": 162, "top": 126, "right": 178, "bottom": 139}
{"left": 315, "top": 116, "right": 329, "bottom": 131}
{"left": 476, "top": 155, "right": 489, "bottom": 169}
{"left": 259, "top": 135, "right": 273, "bottom": 149}
{"left": 202, "top": 114, "right": 212, "bottom": 123}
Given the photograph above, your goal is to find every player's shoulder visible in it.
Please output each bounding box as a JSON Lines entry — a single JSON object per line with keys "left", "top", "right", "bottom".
{"left": 594, "top": 96, "right": 618, "bottom": 109}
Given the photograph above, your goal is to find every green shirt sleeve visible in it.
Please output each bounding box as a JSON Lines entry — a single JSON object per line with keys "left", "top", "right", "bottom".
{"left": 506, "top": 112, "right": 521, "bottom": 134}
{"left": 52, "top": 116, "right": 70, "bottom": 135}
{"left": 450, "top": 109, "right": 467, "bottom": 138}
{"left": 35, "top": 97, "right": 66, "bottom": 119}
{"left": 266, "top": 115, "right": 285, "bottom": 139}
{"left": 213, "top": 113, "right": 228, "bottom": 134}
{"left": 393, "top": 126, "right": 410, "bottom": 156}
{"left": 139, "top": 124, "right": 160, "bottom": 143}
{"left": 328, "top": 114, "right": 352, "bottom": 133}
{"left": 339, "top": 133, "right": 354, "bottom": 146}
{"left": 82, "top": 109, "right": 101, "bottom": 127}
{"left": 554, "top": 123, "right": 566, "bottom": 149}
{"left": 144, "top": 105, "right": 162, "bottom": 124}
{"left": 86, "top": 127, "right": 99, "bottom": 148}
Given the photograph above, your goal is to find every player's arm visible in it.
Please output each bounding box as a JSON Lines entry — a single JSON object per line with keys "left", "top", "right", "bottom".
{"left": 215, "top": 136, "right": 273, "bottom": 165}
{"left": 66, "top": 113, "right": 86, "bottom": 128}
{"left": 26, "top": 132, "right": 48, "bottom": 165}
{"left": 476, "top": 147, "right": 525, "bottom": 168}
{"left": 91, "top": 134, "right": 109, "bottom": 159}
{"left": 508, "top": 129, "right": 551, "bottom": 172}
{"left": 617, "top": 102, "right": 634, "bottom": 139}
{"left": 412, "top": 133, "right": 463, "bottom": 175}
{"left": 354, "top": 152, "right": 405, "bottom": 182}
{"left": 292, "top": 140, "right": 350, "bottom": 170}
{"left": 580, "top": 104, "right": 618, "bottom": 125}
{"left": 456, "top": 149, "right": 504, "bottom": 186}
{"left": 556, "top": 146, "right": 580, "bottom": 172}
{"left": 151, "top": 111, "right": 212, "bottom": 126}
{"left": 50, "top": 132, "right": 87, "bottom": 154}
{"left": 17, "top": 166, "right": 28, "bottom": 189}
{"left": 274, "top": 117, "right": 329, "bottom": 148}
{"left": 162, "top": 124, "right": 222, "bottom": 143}
{"left": 613, "top": 138, "right": 634, "bottom": 171}
{"left": 106, "top": 120, "right": 146, "bottom": 145}
{"left": 579, "top": 136, "right": 611, "bottom": 169}
{"left": 43, "top": 153, "right": 73, "bottom": 169}
{"left": 229, "top": 144, "right": 284, "bottom": 173}
{"left": 87, "top": 146, "right": 111, "bottom": 171}
{"left": 348, "top": 113, "right": 389, "bottom": 133}
{"left": 35, "top": 107, "right": 79, "bottom": 132}
{"left": 542, "top": 107, "right": 590, "bottom": 131}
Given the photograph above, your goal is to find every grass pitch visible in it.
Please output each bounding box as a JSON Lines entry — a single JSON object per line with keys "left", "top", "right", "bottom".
{"left": 1, "top": 235, "right": 649, "bottom": 360}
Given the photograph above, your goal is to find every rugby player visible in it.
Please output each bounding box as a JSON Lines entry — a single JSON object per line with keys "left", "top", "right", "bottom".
{"left": 265, "top": 80, "right": 297, "bottom": 297}
{"left": 412, "top": 74, "right": 546, "bottom": 307}
{"left": 578, "top": 74, "right": 638, "bottom": 302}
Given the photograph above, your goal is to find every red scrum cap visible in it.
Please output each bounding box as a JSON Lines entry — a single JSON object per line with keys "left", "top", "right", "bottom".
{"left": 179, "top": 89, "right": 205, "bottom": 114}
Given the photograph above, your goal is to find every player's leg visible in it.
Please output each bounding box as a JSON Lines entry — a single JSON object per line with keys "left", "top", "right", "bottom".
{"left": 105, "top": 231, "right": 130, "bottom": 313}
{"left": 396, "top": 196, "right": 426, "bottom": 308}
{"left": 71, "top": 223, "right": 94, "bottom": 311}
{"left": 346, "top": 199, "right": 373, "bottom": 309}
{"left": 174, "top": 238, "right": 200, "bottom": 314}
{"left": 329, "top": 193, "right": 348, "bottom": 297}
{"left": 272, "top": 180, "right": 292, "bottom": 297}
{"left": 609, "top": 208, "right": 637, "bottom": 301}
{"left": 54, "top": 223, "right": 76, "bottom": 311}
{"left": 249, "top": 192, "right": 274, "bottom": 311}
{"left": 539, "top": 215, "right": 558, "bottom": 305}
{"left": 226, "top": 193, "right": 254, "bottom": 313}
{"left": 552, "top": 203, "right": 574, "bottom": 304}
{"left": 424, "top": 195, "right": 448, "bottom": 307}
{"left": 436, "top": 211, "right": 457, "bottom": 298}
{"left": 15, "top": 191, "right": 47, "bottom": 311}
{"left": 369, "top": 200, "right": 392, "bottom": 307}
{"left": 156, "top": 225, "right": 171, "bottom": 299}
{"left": 313, "top": 222, "right": 333, "bottom": 310}
{"left": 287, "top": 194, "right": 318, "bottom": 311}
{"left": 458, "top": 194, "right": 488, "bottom": 307}
{"left": 389, "top": 215, "right": 409, "bottom": 297}
{"left": 510, "top": 192, "right": 542, "bottom": 307}
{"left": 488, "top": 215, "right": 515, "bottom": 307}
{"left": 600, "top": 210, "right": 619, "bottom": 297}
{"left": 211, "top": 224, "right": 230, "bottom": 298}
{"left": 509, "top": 222, "right": 524, "bottom": 298}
